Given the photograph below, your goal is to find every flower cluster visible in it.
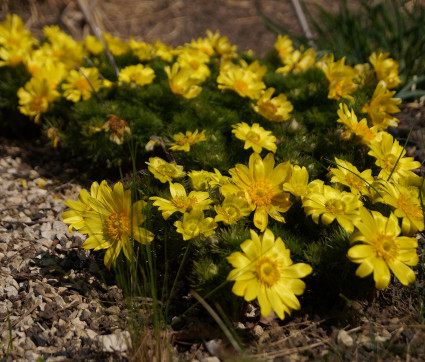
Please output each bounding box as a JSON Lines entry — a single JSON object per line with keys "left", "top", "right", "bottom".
{"left": 3, "top": 14, "right": 423, "bottom": 320}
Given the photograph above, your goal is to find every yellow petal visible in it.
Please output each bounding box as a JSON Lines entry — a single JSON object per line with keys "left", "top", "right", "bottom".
{"left": 373, "top": 258, "right": 391, "bottom": 289}
{"left": 389, "top": 260, "right": 415, "bottom": 286}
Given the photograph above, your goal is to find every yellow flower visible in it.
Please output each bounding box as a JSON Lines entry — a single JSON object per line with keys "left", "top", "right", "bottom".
{"left": 214, "top": 195, "right": 252, "bottom": 225}
{"left": 62, "top": 67, "right": 102, "bottom": 102}
{"left": 276, "top": 47, "right": 316, "bottom": 74}
{"left": 146, "top": 157, "right": 186, "bottom": 183}
{"left": 152, "top": 40, "right": 175, "bottom": 62}
{"left": 187, "top": 37, "right": 215, "bottom": 56}
{"left": 232, "top": 122, "right": 277, "bottom": 153}
{"left": 347, "top": 208, "right": 418, "bottom": 289}
{"left": 42, "top": 25, "right": 84, "bottom": 69}
{"left": 361, "top": 81, "right": 401, "bottom": 130}
{"left": 227, "top": 228, "right": 312, "bottom": 320}
{"left": 168, "top": 129, "right": 207, "bottom": 152}
{"left": 174, "top": 208, "right": 217, "bottom": 241}
{"left": 369, "top": 51, "right": 401, "bottom": 89}
{"left": 328, "top": 157, "right": 374, "bottom": 195}
{"left": 217, "top": 63, "right": 266, "bottom": 100}
{"left": 102, "top": 32, "right": 129, "bottom": 56}
{"left": 118, "top": 64, "right": 155, "bottom": 87}
{"left": 84, "top": 35, "right": 104, "bottom": 55}
{"left": 303, "top": 185, "right": 362, "bottom": 232}
{"left": 62, "top": 181, "right": 100, "bottom": 232}
{"left": 165, "top": 63, "right": 202, "bottom": 99}
{"left": 176, "top": 47, "right": 211, "bottom": 82}
{"left": 377, "top": 181, "right": 424, "bottom": 236}
{"left": 17, "top": 77, "right": 60, "bottom": 123}
{"left": 128, "top": 37, "right": 152, "bottom": 61}
{"left": 150, "top": 182, "right": 212, "bottom": 220}
{"left": 222, "top": 153, "right": 293, "bottom": 231}
{"left": 274, "top": 34, "right": 294, "bottom": 64}
{"left": 206, "top": 30, "right": 237, "bottom": 59}
{"left": 66, "top": 181, "right": 154, "bottom": 269}
{"left": 336, "top": 103, "right": 378, "bottom": 145}
{"left": 188, "top": 169, "right": 232, "bottom": 190}
{"left": 316, "top": 54, "right": 358, "bottom": 101}
{"left": 368, "top": 132, "right": 420, "bottom": 182}
{"left": 252, "top": 88, "right": 293, "bottom": 122}
{"left": 0, "top": 14, "right": 37, "bottom": 50}
{"left": 282, "top": 164, "right": 310, "bottom": 201}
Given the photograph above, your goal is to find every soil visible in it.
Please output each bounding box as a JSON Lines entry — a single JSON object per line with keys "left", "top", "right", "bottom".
{"left": 1, "top": 0, "right": 425, "bottom": 361}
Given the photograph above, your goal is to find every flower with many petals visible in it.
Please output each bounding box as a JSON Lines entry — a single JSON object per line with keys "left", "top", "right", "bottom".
{"left": 165, "top": 63, "right": 202, "bottom": 99}
{"left": 252, "top": 88, "right": 293, "bottom": 122}
{"left": 119, "top": 64, "right": 155, "bottom": 87}
{"left": 232, "top": 122, "right": 277, "bottom": 153}
{"left": 347, "top": 208, "right": 418, "bottom": 289}
{"left": 63, "top": 181, "right": 154, "bottom": 269}
{"left": 62, "top": 67, "right": 102, "bottom": 102}
{"left": 174, "top": 208, "right": 217, "bottom": 241}
{"left": 150, "top": 182, "right": 212, "bottom": 220}
{"left": 214, "top": 195, "right": 252, "bottom": 225}
{"left": 303, "top": 185, "right": 362, "bottom": 232}
{"left": 227, "top": 228, "right": 312, "bottom": 320}
{"left": 146, "top": 157, "right": 186, "bottom": 183}
{"left": 369, "top": 51, "right": 400, "bottom": 89}
{"left": 168, "top": 129, "right": 207, "bottom": 152}
{"left": 221, "top": 153, "right": 293, "bottom": 231}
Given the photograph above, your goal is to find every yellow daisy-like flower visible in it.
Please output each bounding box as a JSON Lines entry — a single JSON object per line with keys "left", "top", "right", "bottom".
{"left": 174, "top": 208, "right": 217, "bottom": 241}
{"left": 168, "top": 129, "right": 207, "bottom": 152}
{"left": 347, "top": 207, "right": 418, "bottom": 289}
{"left": 282, "top": 164, "right": 310, "bottom": 201}
{"left": 146, "top": 157, "right": 186, "bottom": 183}
{"left": 368, "top": 132, "right": 420, "bottom": 182}
{"left": 62, "top": 67, "right": 102, "bottom": 102}
{"left": 118, "top": 64, "right": 155, "bottom": 87}
{"left": 214, "top": 194, "right": 252, "bottom": 225}
{"left": 274, "top": 34, "right": 294, "bottom": 64}
{"left": 102, "top": 32, "right": 129, "bottom": 56}
{"left": 152, "top": 40, "right": 175, "bottom": 62}
{"left": 176, "top": 47, "right": 211, "bottom": 82}
{"left": 227, "top": 228, "right": 312, "bottom": 320}
{"left": 232, "top": 122, "right": 277, "bottom": 153}
{"left": 17, "top": 76, "right": 60, "bottom": 123}
{"left": 206, "top": 29, "right": 237, "bottom": 59}
{"left": 150, "top": 182, "right": 212, "bottom": 220}
{"left": 128, "top": 37, "right": 152, "bottom": 61}
{"left": 336, "top": 103, "right": 378, "bottom": 145}
{"left": 83, "top": 35, "right": 104, "bottom": 55}
{"left": 377, "top": 181, "right": 424, "bottom": 236}
{"left": 328, "top": 157, "right": 374, "bottom": 195}
{"left": 221, "top": 153, "right": 293, "bottom": 231}
{"left": 303, "top": 185, "right": 362, "bottom": 232}
{"left": 217, "top": 64, "right": 266, "bottom": 100}
{"left": 66, "top": 181, "right": 154, "bottom": 269}
{"left": 188, "top": 169, "right": 232, "bottom": 190}
{"left": 61, "top": 181, "right": 100, "bottom": 232}
{"left": 252, "top": 88, "right": 293, "bottom": 123}
{"left": 361, "top": 81, "right": 401, "bottom": 130}
{"left": 316, "top": 54, "right": 358, "bottom": 101}
{"left": 276, "top": 47, "right": 316, "bottom": 74}
{"left": 369, "top": 51, "right": 401, "bottom": 89}
{"left": 165, "top": 63, "right": 202, "bottom": 99}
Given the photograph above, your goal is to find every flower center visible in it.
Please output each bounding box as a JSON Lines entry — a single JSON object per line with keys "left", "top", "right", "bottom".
{"left": 397, "top": 194, "right": 423, "bottom": 219}
{"left": 30, "top": 94, "right": 45, "bottom": 112}
{"left": 262, "top": 102, "right": 277, "bottom": 115}
{"left": 245, "top": 131, "right": 260, "bottom": 143}
{"left": 256, "top": 256, "right": 280, "bottom": 287}
{"left": 374, "top": 234, "right": 398, "bottom": 262}
{"left": 248, "top": 180, "right": 274, "bottom": 207}
{"left": 382, "top": 154, "right": 400, "bottom": 173}
{"left": 345, "top": 173, "right": 365, "bottom": 191}
{"left": 75, "top": 76, "right": 91, "bottom": 92}
{"left": 325, "top": 199, "right": 346, "bottom": 215}
{"left": 106, "top": 211, "right": 130, "bottom": 241}
{"left": 157, "top": 164, "right": 177, "bottom": 177}
{"left": 172, "top": 195, "right": 197, "bottom": 210}
{"left": 234, "top": 79, "right": 249, "bottom": 95}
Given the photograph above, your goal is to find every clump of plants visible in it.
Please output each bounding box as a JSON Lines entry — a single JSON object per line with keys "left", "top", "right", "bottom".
{"left": 1, "top": 14, "right": 423, "bottom": 329}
